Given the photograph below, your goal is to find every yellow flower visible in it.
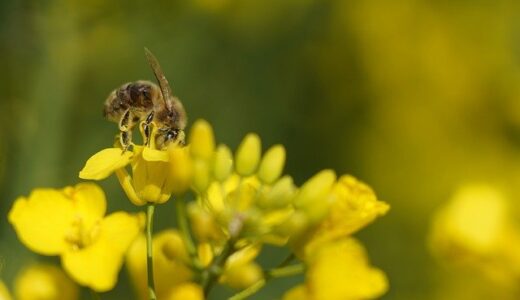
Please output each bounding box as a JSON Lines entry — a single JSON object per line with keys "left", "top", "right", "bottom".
{"left": 284, "top": 238, "right": 388, "bottom": 300}
{"left": 126, "top": 230, "right": 194, "bottom": 300}
{"left": 428, "top": 184, "right": 520, "bottom": 288}
{"left": 0, "top": 280, "right": 12, "bottom": 300}
{"left": 8, "top": 183, "right": 143, "bottom": 291}
{"left": 79, "top": 123, "right": 191, "bottom": 205}
{"left": 301, "top": 175, "right": 390, "bottom": 255}
{"left": 14, "top": 264, "right": 78, "bottom": 300}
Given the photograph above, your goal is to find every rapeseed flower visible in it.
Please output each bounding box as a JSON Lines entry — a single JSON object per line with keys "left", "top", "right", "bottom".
{"left": 14, "top": 264, "right": 78, "bottom": 300}
{"left": 283, "top": 238, "right": 388, "bottom": 300}
{"left": 8, "top": 183, "right": 143, "bottom": 291}
{"left": 126, "top": 230, "right": 195, "bottom": 300}
{"left": 429, "top": 184, "right": 520, "bottom": 289}
{"left": 79, "top": 123, "right": 191, "bottom": 205}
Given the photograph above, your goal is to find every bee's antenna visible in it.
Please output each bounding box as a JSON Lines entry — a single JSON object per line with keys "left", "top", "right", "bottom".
{"left": 144, "top": 47, "right": 173, "bottom": 109}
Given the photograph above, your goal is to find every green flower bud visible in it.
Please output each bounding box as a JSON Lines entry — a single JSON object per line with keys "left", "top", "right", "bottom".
{"left": 189, "top": 119, "right": 215, "bottom": 160}
{"left": 235, "top": 133, "right": 261, "bottom": 176}
{"left": 213, "top": 144, "right": 233, "bottom": 181}
{"left": 258, "top": 145, "right": 286, "bottom": 184}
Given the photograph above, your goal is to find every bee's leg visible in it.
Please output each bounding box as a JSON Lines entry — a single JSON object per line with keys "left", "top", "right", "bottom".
{"left": 118, "top": 109, "right": 133, "bottom": 152}
{"left": 143, "top": 111, "right": 155, "bottom": 146}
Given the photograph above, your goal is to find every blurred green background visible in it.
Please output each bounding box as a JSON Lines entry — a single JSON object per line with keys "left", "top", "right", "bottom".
{"left": 1, "top": 0, "right": 520, "bottom": 299}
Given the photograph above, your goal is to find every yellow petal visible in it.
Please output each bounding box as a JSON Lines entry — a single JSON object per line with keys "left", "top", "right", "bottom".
{"left": 307, "top": 238, "right": 388, "bottom": 300}
{"left": 69, "top": 183, "right": 107, "bottom": 233}
{"left": 126, "top": 230, "right": 194, "bottom": 300}
{"left": 14, "top": 264, "right": 78, "bottom": 300}
{"left": 62, "top": 212, "right": 143, "bottom": 292}
{"left": 132, "top": 153, "right": 171, "bottom": 204}
{"left": 79, "top": 148, "right": 132, "bottom": 180}
{"left": 9, "top": 189, "right": 75, "bottom": 255}
{"left": 115, "top": 168, "right": 146, "bottom": 206}
{"left": 143, "top": 147, "right": 170, "bottom": 162}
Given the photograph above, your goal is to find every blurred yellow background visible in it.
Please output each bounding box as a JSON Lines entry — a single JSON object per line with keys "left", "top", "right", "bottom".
{"left": 1, "top": 0, "right": 520, "bottom": 299}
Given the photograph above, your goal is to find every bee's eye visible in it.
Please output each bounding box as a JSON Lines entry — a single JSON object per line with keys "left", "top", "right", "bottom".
{"left": 142, "top": 87, "right": 151, "bottom": 100}
{"left": 166, "top": 130, "right": 178, "bottom": 141}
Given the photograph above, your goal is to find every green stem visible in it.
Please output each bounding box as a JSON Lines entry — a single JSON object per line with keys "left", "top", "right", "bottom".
{"left": 228, "top": 263, "right": 305, "bottom": 300}
{"left": 146, "top": 204, "right": 157, "bottom": 300}
{"left": 176, "top": 199, "right": 198, "bottom": 262}
{"left": 202, "top": 241, "right": 234, "bottom": 296}
{"left": 228, "top": 279, "right": 266, "bottom": 300}
{"left": 266, "top": 263, "right": 305, "bottom": 278}
{"left": 90, "top": 289, "right": 101, "bottom": 300}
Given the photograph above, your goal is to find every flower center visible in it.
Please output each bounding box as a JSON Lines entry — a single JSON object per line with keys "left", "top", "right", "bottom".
{"left": 64, "top": 215, "right": 101, "bottom": 251}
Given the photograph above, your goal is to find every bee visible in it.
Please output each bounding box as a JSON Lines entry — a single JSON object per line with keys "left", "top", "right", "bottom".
{"left": 103, "top": 48, "right": 187, "bottom": 150}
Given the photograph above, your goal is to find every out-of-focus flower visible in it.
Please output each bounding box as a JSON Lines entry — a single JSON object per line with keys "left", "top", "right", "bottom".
{"left": 14, "top": 264, "right": 78, "bottom": 300}
{"left": 126, "top": 230, "right": 195, "bottom": 300}
{"left": 9, "top": 183, "right": 143, "bottom": 291}
{"left": 283, "top": 238, "right": 388, "bottom": 300}
{"left": 219, "top": 244, "right": 263, "bottom": 290}
{"left": 165, "top": 283, "right": 204, "bottom": 300}
{"left": 0, "top": 280, "right": 11, "bottom": 300}
{"left": 79, "top": 123, "right": 191, "bottom": 205}
{"left": 429, "top": 184, "right": 520, "bottom": 290}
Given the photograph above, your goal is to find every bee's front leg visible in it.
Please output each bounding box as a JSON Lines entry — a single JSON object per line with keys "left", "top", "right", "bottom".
{"left": 142, "top": 111, "right": 154, "bottom": 146}
{"left": 118, "top": 109, "right": 134, "bottom": 152}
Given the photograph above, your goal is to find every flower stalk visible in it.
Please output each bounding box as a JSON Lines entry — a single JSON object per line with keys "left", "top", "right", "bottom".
{"left": 146, "top": 203, "right": 157, "bottom": 300}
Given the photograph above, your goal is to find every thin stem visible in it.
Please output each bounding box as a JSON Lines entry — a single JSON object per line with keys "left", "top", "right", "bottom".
{"left": 176, "top": 198, "right": 198, "bottom": 261}
{"left": 228, "top": 279, "right": 266, "bottom": 300}
{"left": 275, "top": 253, "right": 296, "bottom": 269}
{"left": 90, "top": 289, "right": 101, "bottom": 300}
{"left": 266, "top": 263, "right": 305, "bottom": 278}
{"left": 202, "top": 240, "right": 234, "bottom": 296}
{"left": 146, "top": 204, "right": 157, "bottom": 300}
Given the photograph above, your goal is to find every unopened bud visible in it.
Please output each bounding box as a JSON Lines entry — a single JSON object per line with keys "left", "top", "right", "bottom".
{"left": 213, "top": 145, "right": 233, "bottom": 181}
{"left": 258, "top": 145, "right": 286, "bottom": 184}
{"left": 235, "top": 133, "right": 261, "bottom": 176}
{"left": 189, "top": 119, "right": 215, "bottom": 160}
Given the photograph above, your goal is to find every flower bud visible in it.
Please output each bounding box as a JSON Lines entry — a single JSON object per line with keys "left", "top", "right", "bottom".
{"left": 221, "top": 262, "right": 263, "bottom": 290}
{"left": 187, "top": 203, "right": 225, "bottom": 242}
{"left": 189, "top": 119, "right": 215, "bottom": 160}
{"left": 167, "top": 146, "right": 193, "bottom": 195}
{"left": 294, "top": 170, "right": 336, "bottom": 224}
{"left": 259, "top": 176, "right": 296, "bottom": 209}
{"left": 167, "top": 283, "right": 204, "bottom": 300}
{"left": 235, "top": 133, "right": 261, "bottom": 176}
{"left": 213, "top": 144, "right": 233, "bottom": 181}
{"left": 192, "top": 160, "right": 210, "bottom": 193}
{"left": 258, "top": 145, "right": 286, "bottom": 184}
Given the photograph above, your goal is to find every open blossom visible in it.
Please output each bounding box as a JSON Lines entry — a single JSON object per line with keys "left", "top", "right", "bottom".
{"left": 283, "top": 238, "right": 388, "bottom": 300}
{"left": 79, "top": 123, "right": 192, "bottom": 205}
{"left": 8, "top": 183, "right": 143, "bottom": 291}
{"left": 126, "top": 230, "right": 198, "bottom": 300}
{"left": 14, "top": 264, "right": 78, "bottom": 300}
{"left": 429, "top": 184, "right": 520, "bottom": 289}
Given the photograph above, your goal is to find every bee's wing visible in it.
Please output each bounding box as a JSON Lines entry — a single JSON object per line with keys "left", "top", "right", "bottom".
{"left": 144, "top": 48, "right": 187, "bottom": 129}
{"left": 144, "top": 48, "right": 175, "bottom": 108}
